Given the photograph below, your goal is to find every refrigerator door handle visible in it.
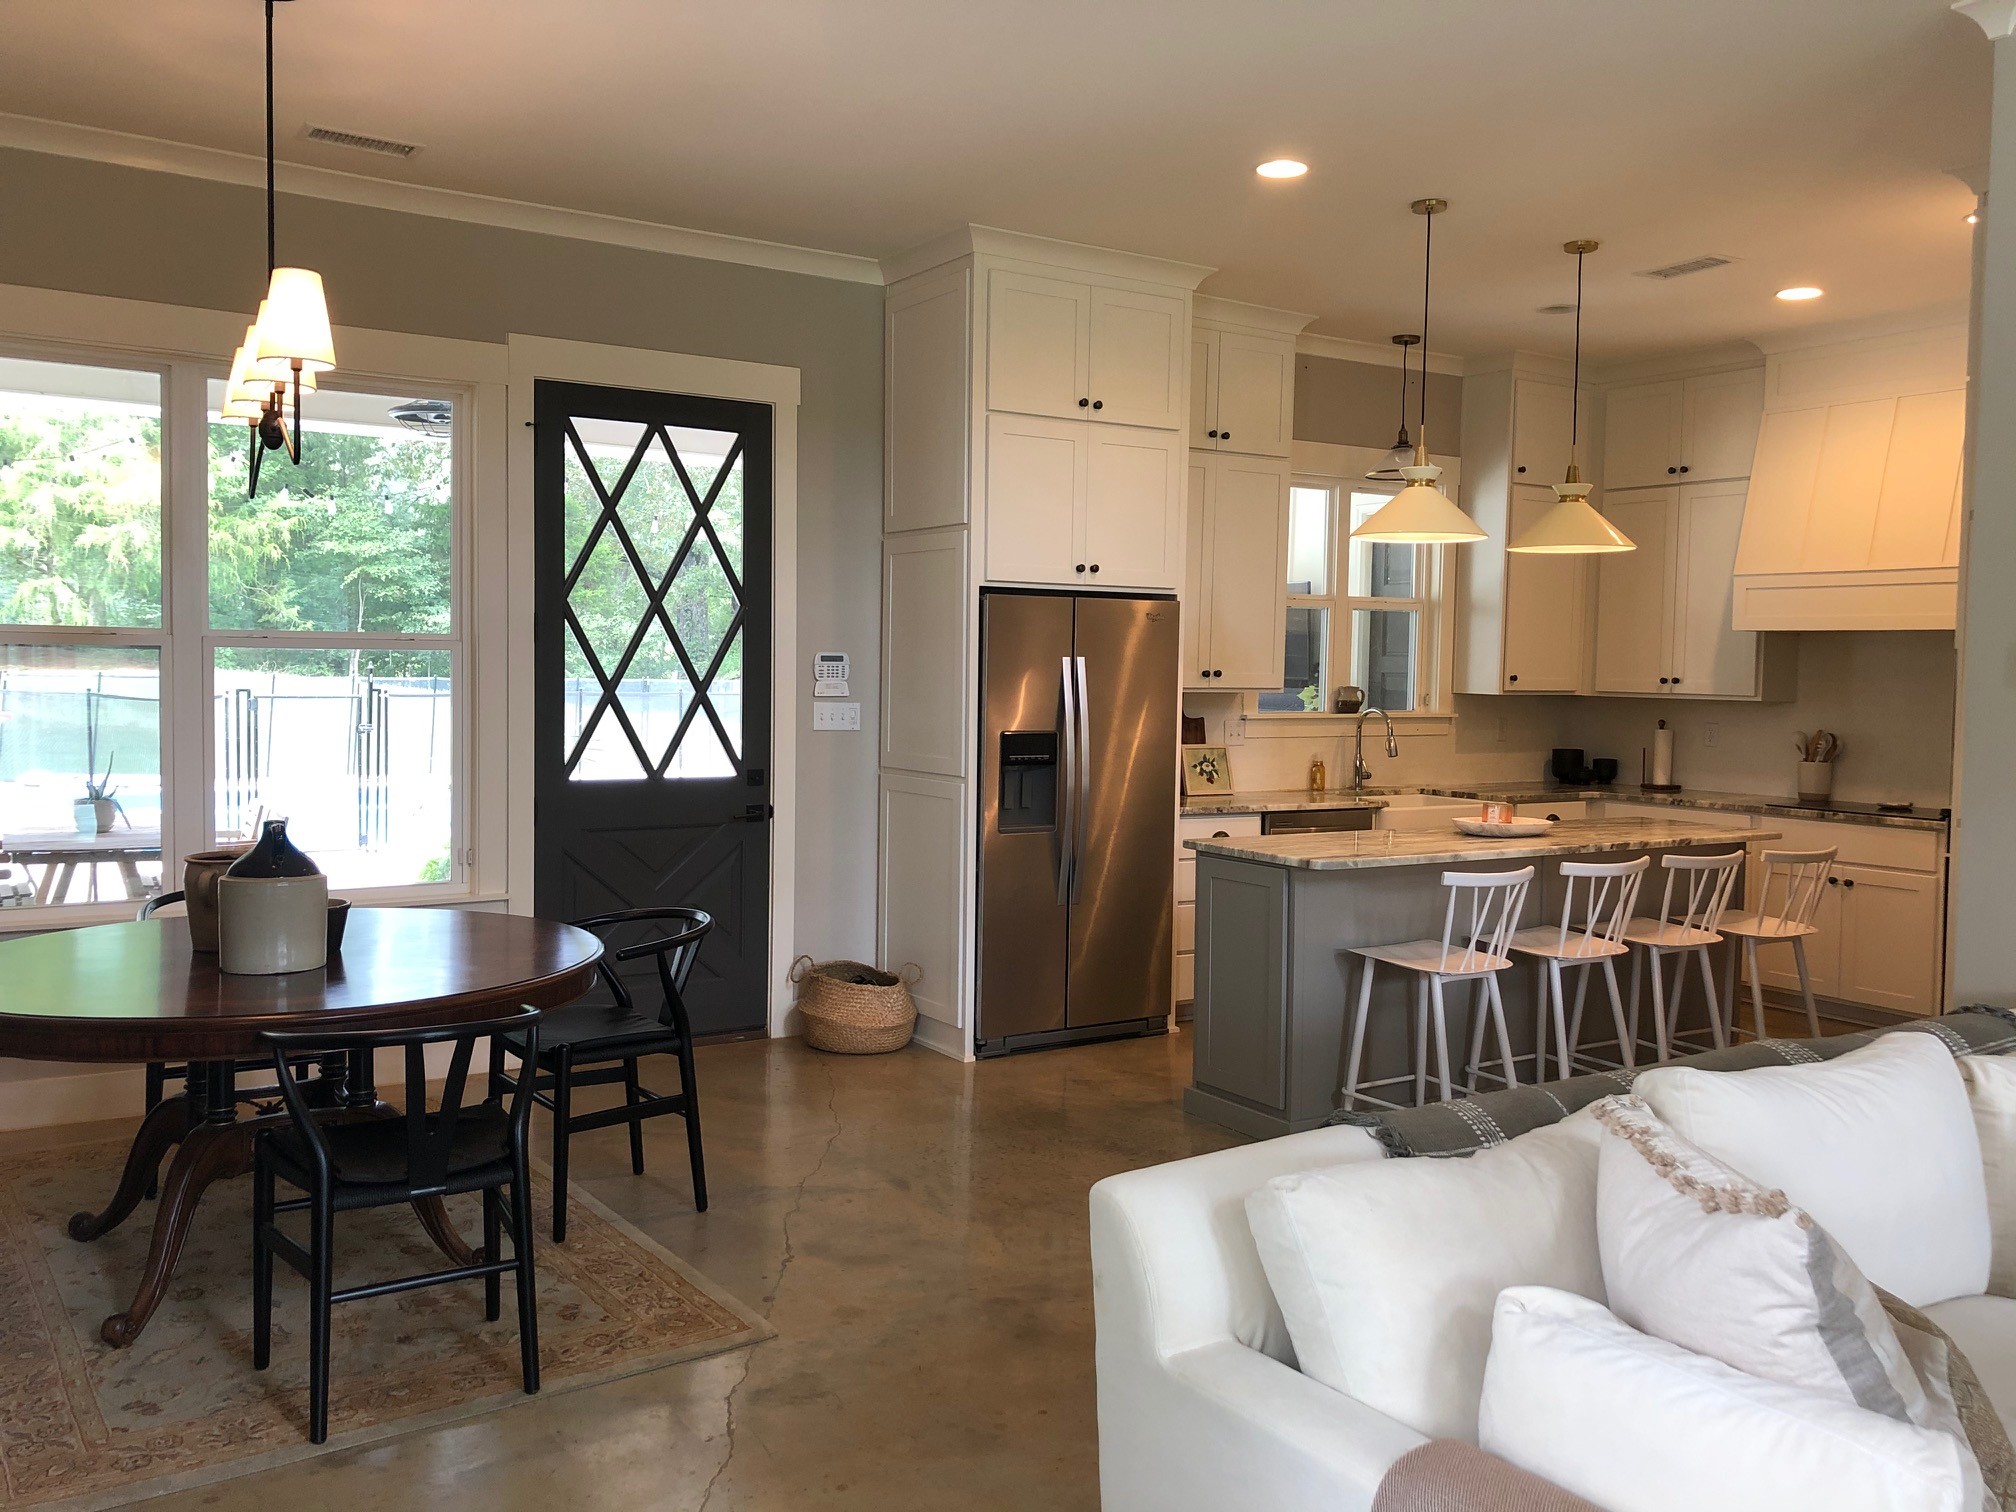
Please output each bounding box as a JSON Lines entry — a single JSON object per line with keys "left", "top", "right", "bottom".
{"left": 1055, "top": 655, "right": 1077, "bottom": 906}
{"left": 1071, "top": 654, "right": 1091, "bottom": 904}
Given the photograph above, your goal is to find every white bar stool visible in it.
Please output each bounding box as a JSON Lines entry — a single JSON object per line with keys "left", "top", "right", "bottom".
{"left": 1718, "top": 847, "right": 1836, "bottom": 1043}
{"left": 1486, "top": 855, "right": 1650, "bottom": 1084}
{"left": 1342, "top": 866, "right": 1533, "bottom": 1111}
{"left": 1620, "top": 849, "right": 1746, "bottom": 1062}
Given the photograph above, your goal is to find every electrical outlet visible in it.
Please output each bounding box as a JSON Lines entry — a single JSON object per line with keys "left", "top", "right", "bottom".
{"left": 1224, "top": 717, "right": 1244, "bottom": 746}
{"left": 1703, "top": 722, "right": 1719, "bottom": 747}
{"left": 812, "top": 701, "right": 860, "bottom": 731}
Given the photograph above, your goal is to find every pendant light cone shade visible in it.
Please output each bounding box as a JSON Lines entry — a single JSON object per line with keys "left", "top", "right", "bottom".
{"left": 1508, "top": 478, "right": 1634, "bottom": 554}
{"left": 221, "top": 330, "right": 270, "bottom": 420}
{"left": 253, "top": 268, "right": 336, "bottom": 372}
{"left": 244, "top": 301, "right": 319, "bottom": 392}
{"left": 1509, "top": 238, "right": 1634, "bottom": 554}
{"left": 1351, "top": 450, "right": 1487, "bottom": 544}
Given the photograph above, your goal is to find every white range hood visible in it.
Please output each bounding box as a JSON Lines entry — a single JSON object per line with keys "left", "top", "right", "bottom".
{"left": 1732, "top": 324, "right": 1967, "bottom": 632}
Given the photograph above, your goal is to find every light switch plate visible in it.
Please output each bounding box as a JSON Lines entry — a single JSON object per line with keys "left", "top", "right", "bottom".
{"left": 812, "top": 701, "right": 861, "bottom": 731}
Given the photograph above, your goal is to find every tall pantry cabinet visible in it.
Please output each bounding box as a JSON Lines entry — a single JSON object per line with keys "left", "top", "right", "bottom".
{"left": 876, "top": 228, "right": 1212, "bottom": 1060}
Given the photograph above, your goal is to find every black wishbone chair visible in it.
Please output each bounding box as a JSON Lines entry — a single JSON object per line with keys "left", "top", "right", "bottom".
{"left": 490, "top": 908, "right": 710, "bottom": 1242}
{"left": 253, "top": 1009, "right": 542, "bottom": 1443}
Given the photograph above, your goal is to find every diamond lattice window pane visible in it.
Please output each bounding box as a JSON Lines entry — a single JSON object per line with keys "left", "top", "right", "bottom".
{"left": 573, "top": 417, "right": 649, "bottom": 502}
{"left": 571, "top": 704, "right": 648, "bottom": 782}
{"left": 571, "top": 525, "right": 653, "bottom": 670}
{"left": 620, "top": 432, "right": 695, "bottom": 586}
{"left": 665, "top": 705, "right": 737, "bottom": 779}
{"left": 666, "top": 534, "right": 740, "bottom": 679}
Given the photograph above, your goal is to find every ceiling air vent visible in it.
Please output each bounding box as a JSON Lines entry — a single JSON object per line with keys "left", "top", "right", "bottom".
{"left": 302, "top": 124, "right": 422, "bottom": 159}
{"left": 1635, "top": 254, "right": 1736, "bottom": 281}
{"left": 1536, "top": 303, "right": 1576, "bottom": 315}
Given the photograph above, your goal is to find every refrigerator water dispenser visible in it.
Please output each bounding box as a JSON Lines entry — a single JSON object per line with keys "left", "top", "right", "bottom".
{"left": 997, "top": 731, "right": 1058, "bottom": 832}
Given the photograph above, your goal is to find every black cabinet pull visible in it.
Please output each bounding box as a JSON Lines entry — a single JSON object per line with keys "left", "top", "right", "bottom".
{"left": 1516, "top": 465, "right": 1527, "bottom": 474}
{"left": 1671, "top": 677, "right": 1682, "bottom": 685}
{"left": 1679, "top": 465, "right": 1691, "bottom": 474}
{"left": 1075, "top": 563, "right": 1086, "bottom": 573}
{"left": 1092, "top": 400, "right": 1104, "bottom": 410}
{"left": 1089, "top": 563, "right": 1101, "bottom": 574}
{"left": 1842, "top": 878, "right": 1857, "bottom": 889}
{"left": 1208, "top": 429, "right": 1219, "bottom": 439}
{"left": 1667, "top": 466, "right": 1679, "bottom": 475}
{"left": 1828, "top": 877, "right": 1839, "bottom": 886}
{"left": 1078, "top": 397, "right": 1090, "bottom": 408}
{"left": 1658, "top": 677, "right": 1669, "bottom": 685}
{"left": 1546, "top": 813, "right": 1561, "bottom": 822}
{"left": 1221, "top": 431, "right": 1230, "bottom": 440}
{"left": 1212, "top": 830, "right": 1230, "bottom": 839}
{"left": 1508, "top": 673, "right": 1520, "bottom": 683}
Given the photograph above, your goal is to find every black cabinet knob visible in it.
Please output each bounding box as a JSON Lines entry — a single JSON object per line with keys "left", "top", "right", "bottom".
{"left": 1659, "top": 677, "right": 1670, "bottom": 684}
{"left": 1508, "top": 674, "right": 1519, "bottom": 683}
{"left": 1089, "top": 563, "right": 1101, "bottom": 574}
{"left": 1221, "top": 431, "right": 1230, "bottom": 440}
{"left": 1671, "top": 677, "right": 1682, "bottom": 685}
{"left": 1829, "top": 877, "right": 1840, "bottom": 886}
{"left": 1078, "top": 397, "right": 1090, "bottom": 408}
{"left": 1667, "top": 466, "right": 1679, "bottom": 475}
{"left": 1075, "top": 563, "right": 1086, "bottom": 573}
{"left": 1546, "top": 813, "right": 1561, "bottom": 822}
{"left": 1208, "top": 429, "right": 1219, "bottom": 439}
{"left": 1092, "top": 400, "right": 1103, "bottom": 410}
{"left": 1517, "top": 465, "right": 1527, "bottom": 474}
{"left": 1679, "top": 465, "right": 1691, "bottom": 474}
{"left": 1842, "top": 878, "right": 1856, "bottom": 889}
{"left": 1212, "top": 830, "right": 1229, "bottom": 838}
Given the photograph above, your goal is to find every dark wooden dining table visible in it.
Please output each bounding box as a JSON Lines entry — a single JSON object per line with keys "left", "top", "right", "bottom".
{"left": 0, "top": 906, "right": 602, "bottom": 1347}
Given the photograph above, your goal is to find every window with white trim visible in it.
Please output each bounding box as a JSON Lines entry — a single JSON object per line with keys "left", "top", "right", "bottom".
{"left": 1260, "top": 479, "right": 1440, "bottom": 715}
{"left": 0, "top": 345, "right": 467, "bottom": 913}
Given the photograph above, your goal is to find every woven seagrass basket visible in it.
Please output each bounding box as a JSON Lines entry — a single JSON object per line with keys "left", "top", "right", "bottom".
{"left": 789, "top": 956, "right": 920, "bottom": 1054}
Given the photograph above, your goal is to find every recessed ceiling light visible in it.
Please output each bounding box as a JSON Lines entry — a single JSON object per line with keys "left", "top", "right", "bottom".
{"left": 1256, "top": 159, "right": 1308, "bottom": 180}
{"left": 1967, "top": 212, "right": 1980, "bottom": 225}
{"left": 1775, "top": 286, "right": 1824, "bottom": 302}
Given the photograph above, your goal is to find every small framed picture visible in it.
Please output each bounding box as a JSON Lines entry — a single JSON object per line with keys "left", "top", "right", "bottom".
{"left": 1181, "top": 744, "right": 1234, "bottom": 797}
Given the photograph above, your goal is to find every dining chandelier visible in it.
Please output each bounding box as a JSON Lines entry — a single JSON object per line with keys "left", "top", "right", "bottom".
{"left": 221, "top": 0, "right": 336, "bottom": 497}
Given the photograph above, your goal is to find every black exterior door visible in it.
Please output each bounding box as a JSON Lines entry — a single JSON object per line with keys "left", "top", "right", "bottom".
{"left": 533, "top": 379, "right": 773, "bottom": 1036}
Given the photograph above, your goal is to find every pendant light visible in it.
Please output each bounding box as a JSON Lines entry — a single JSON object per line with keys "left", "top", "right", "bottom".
{"left": 1352, "top": 199, "right": 1487, "bottom": 545}
{"left": 1364, "top": 334, "right": 1421, "bottom": 480}
{"left": 232, "top": 0, "right": 337, "bottom": 497}
{"left": 1508, "top": 240, "right": 1635, "bottom": 554}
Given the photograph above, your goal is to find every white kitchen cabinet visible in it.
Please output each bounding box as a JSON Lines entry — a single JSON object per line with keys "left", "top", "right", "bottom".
{"left": 985, "top": 268, "right": 1185, "bottom": 430}
{"left": 982, "top": 412, "right": 1182, "bottom": 590}
{"left": 1176, "top": 815, "right": 1262, "bottom": 1007}
{"left": 1512, "top": 378, "right": 1576, "bottom": 484}
{"left": 1190, "top": 328, "right": 1295, "bottom": 457}
{"left": 1603, "top": 369, "right": 1763, "bottom": 489}
{"left": 1752, "top": 864, "right": 1942, "bottom": 1017}
{"left": 1592, "top": 483, "right": 1768, "bottom": 699}
{"left": 1183, "top": 452, "right": 1290, "bottom": 689}
{"left": 1500, "top": 484, "right": 1589, "bottom": 692}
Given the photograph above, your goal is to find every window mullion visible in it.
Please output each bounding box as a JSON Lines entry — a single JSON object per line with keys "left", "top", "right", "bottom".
{"left": 164, "top": 360, "right": 213, "bottom": 869}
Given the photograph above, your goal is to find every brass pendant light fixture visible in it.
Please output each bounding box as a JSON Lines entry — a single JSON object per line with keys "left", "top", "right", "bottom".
{"left": 1364, "top": 333, "right": 1422, "bottom": 481}
{"left": 1508, "top": 239, "right": 1634, "bottom": 554}
{"left": 1352, "top": 199, "right": 1487, "bottom": 544}
{"left": 223, "top": 0, "right": 337, "bottom": 497}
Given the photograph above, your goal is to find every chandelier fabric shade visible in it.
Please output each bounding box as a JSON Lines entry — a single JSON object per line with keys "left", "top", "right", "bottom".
{"left": 253, "top": 267, "right": 336, "bottom": 372}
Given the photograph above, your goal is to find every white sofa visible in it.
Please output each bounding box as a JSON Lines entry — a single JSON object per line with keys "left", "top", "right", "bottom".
{"left": 1090, "top": 1051, "right": 2016, "bottom": 1512}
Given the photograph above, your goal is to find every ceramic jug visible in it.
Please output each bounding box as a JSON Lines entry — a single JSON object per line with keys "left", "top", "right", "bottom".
{"left": 180, "top": 844, "right": 253, "bottom": 952}
{"left": 216, "top": 820, "right": 329, "bottom": 974}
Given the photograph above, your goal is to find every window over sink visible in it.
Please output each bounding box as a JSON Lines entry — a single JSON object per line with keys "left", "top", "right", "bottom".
{"left": 1259, "top": 480, "right": 1442, "bottom": 716}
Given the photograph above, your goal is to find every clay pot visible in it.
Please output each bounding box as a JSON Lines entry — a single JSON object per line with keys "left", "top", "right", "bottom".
{"left": 181, "top": 845, "right": 254, "bottom": 953}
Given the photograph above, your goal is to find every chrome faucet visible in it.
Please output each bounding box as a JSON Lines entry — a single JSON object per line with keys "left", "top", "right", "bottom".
{"left": 1351, "top": 707, "right": 1399, "bottom": 791}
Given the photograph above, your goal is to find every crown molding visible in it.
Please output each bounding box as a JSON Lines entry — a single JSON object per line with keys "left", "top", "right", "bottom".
{"left": 1586, "top": 340, "right": 1764, "bottom": 387}
{"left": 1192, "top": 294, "right": 1314, "bottom": 336}
{"left": 1955, "top": 0, "right": 2016, "bottom": 39}
{"left": 1295, "top": 330, "right": 1464, "bottom": 376}
{"left": 1747, "top": 306, "right": 1970, "bottom": 356}
{"left": 0, "top": 112, "right": 885, "bottom": 286}
{"left": 880, "top": 224, "right": 1215, "bottom": 290}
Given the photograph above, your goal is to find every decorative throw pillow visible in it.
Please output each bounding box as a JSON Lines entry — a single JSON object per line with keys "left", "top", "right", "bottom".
{"left": 1633, "top": 1031, "right": 1992, "bottom": 1306}
{"left": 1959, "top": 1057, "right": 2016, "bottom": 1299}
{"left": 1592, "top": 1094, "right": 1929, "bottom": 1422}
{"left": 1245, "top": 1113, "right": 1603, "bottom": 1442}
{"left": 1478, "top": 1286, "right": 1973, "bottom": 1512}
{"left": 1880, "top": 1290, "right": 2016, "bottom": 1512}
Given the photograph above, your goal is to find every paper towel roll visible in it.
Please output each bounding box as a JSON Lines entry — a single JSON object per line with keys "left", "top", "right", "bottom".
{"left": 1651, "top": 724, "right": 1675, "bottom": 788}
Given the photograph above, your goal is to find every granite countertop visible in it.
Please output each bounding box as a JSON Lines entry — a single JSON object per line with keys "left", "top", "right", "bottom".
{"left": 1185, "top": 817, "right": 1773, "bottom": 871}
{"left": 1181, "top": 782, "right": 1948, "bottom": 833}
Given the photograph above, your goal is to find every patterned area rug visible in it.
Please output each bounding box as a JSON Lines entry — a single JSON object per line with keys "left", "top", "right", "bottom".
{"left": 0, "top": 1135, "right": 769, "bottom": 1510}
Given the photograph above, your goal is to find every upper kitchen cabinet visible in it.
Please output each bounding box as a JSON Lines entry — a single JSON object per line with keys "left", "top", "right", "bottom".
{"left": 1188, "top": 298, "right": 1309, "bottom": 457}
{"left": 983, "top": 412, "right": 1184, "bottom": 591}
{"left": 1603, "top": 369, "right": 1764, "bottom": 489}
{"left": 1455, "top": 363, "right": 1591, "bottom": 694}
{"left": 1731, "top": 324, "right": 1967, "bottom": 631}
{"left": 1184, "top": 452, "right": 1290, "bottom": 689}
{"left": 985, "top": 268, "right": 1186, "bottom": 430}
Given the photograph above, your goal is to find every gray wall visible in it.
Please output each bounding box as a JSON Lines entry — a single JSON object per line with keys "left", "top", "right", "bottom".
{"left": 1955, "top": 37, "right": 2016, "bottom": 1006}
{"left": 1294, "top": 353, "right": 1462, "bottom": 453}
{"left": 0, "top": 146, "right": 885, "bottom": 967}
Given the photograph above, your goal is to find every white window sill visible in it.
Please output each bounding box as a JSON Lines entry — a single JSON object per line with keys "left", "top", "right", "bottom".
{"left": 1239, "top": 710, "right": 1455, "bottom": 739}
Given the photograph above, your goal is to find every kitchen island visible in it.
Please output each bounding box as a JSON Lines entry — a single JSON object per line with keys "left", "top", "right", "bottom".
{"left": 1182, "top": 817, "right": 1772, "bottom": 1138}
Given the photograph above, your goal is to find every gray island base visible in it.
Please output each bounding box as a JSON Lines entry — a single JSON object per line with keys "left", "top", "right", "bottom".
{"left": 1181, "top": 818, "right": 1774, "bottom": 1139}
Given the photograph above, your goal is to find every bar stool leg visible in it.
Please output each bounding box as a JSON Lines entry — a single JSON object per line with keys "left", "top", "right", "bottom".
{"left": 1486, "top": 973, "right": 1518, "bottom": 1090}
{"left": 1413, "top": 978, "right": 1429, "bottom": 1107}
{"left": 1722, "top": 941, "right": 1740, "bottom": 1042}
{"left": 1464, "top": 978, "right": 1489, "bottom": 1093}
{"left": 1696, "top": 946, "right": 1727, "bottom": 1051}
{"left": 1565, "top": 965, "right": 1591, "bottom": 1069}
{"left": 1532, "top": 959, "right": 1549, "bottom": 1081}
{"left": 1791, "top": 937, "right": 1820, "bottom": 1038}
{"left": 1342, "top": 958, "right": 1375, "bottom": 1111}
{"left": 1628, "top": 949, "right": 1645, "bottom": 1061}
{"left": 1428, "top": 975, "right": 1454, "bottom": 1104}
{"left": 1746, "top": 939, "right": 1768, "bottom": 1042}
{"left": 1649, "top": 950, "right": 1672, "bottom": 1063}
{"left": 1546, "top": 960, "right": 1572, "bottom": 1082}
{"left": 1601, "top": 958, "right": 1634, "bottom": 1071}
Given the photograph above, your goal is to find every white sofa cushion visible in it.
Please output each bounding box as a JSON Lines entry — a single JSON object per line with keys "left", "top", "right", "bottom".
{"left": 1245, "top": 1113, "right": 1602, "bottom": 1443}
{"left": 1959, "top": 1056, "right": 2016, "bottom": 1299}
{"left": 1478, "top": 1286, "right": 1972, "bottom": 1512}
{"left": 1634, "top": 1032, "right": 1992, "bottom": 1306}
{"left": 1591, "top": 1094, "right": 1928, "bottom": 1419}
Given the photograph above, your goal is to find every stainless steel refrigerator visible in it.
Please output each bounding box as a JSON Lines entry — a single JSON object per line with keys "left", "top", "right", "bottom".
{"left": 976, "top": 589, "right": 1178, "bottom": 1056}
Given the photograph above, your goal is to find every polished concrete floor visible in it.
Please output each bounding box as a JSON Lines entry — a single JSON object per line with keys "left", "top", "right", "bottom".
{"left": 43, "top": 1030, "right": 1243, "bottom": 1511}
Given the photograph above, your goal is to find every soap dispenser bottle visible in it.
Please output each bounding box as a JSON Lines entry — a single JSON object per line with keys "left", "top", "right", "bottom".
{"left": 1308, "top": 755, "right": 1327, "bottom": 795}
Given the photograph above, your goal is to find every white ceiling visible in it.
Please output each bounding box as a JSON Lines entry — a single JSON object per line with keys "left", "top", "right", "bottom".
{"left": 0, "top": 0, "right": 1990, "bottom": 361}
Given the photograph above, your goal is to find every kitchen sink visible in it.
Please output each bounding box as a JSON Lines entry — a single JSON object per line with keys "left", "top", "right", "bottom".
{"left": 1370, "top": 792, "right": 1476, "bottom": 832}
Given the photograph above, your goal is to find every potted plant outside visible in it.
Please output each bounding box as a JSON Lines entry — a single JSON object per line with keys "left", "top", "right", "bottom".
{"left": 74, "top": 755, "right": 125, "bottom": 837}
